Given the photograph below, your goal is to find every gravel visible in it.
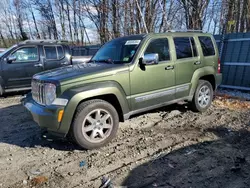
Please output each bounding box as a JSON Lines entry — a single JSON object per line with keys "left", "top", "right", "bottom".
{"left": 0, "top": 93, "right": 250, "bottom": 188}
{"left": 217, "top": 88, "right": 250, "bottom": 100}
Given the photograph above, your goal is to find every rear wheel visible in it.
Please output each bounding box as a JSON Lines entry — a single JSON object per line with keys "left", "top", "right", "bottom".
{"left": 0, "top": 84, "right": 3, "bottom": 96}
{"left": 191, "top": 80, "right": 213, "bottom": 112}
{"left": 71, "top": 99, "right": 119, "bottom": 150}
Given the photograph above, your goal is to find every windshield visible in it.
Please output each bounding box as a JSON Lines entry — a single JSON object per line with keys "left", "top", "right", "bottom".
{"left": 91, "top": 35, "right": 144, "bottom": 64}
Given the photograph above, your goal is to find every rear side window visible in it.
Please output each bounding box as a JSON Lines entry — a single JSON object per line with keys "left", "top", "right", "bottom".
{"left": 44, "top": 46, "right": 65, "bottom": 60}
{"left": 57, "top": 46, "right": 64, "bottom": 59}
{"left": 174, "top": 37, "right": 194, "bottom": 59}
{"left": 198, "top": 36, "right": 215, "bottom": 56}
{"left": 144, "top": 38, "right": 170, "bottom": 61}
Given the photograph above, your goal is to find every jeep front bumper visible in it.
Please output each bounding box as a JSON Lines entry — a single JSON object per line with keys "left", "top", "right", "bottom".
{"left": 22, "top": 93, "right": 65, "bottom": 136}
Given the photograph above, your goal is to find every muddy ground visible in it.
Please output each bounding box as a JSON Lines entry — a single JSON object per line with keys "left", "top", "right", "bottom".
{"left": 0, "top": 93, "right": 250, "bottom": 188}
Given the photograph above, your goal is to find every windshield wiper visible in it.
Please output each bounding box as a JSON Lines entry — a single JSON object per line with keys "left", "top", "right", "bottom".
{"left": 91, "top": 59, "right": 114, "bottom": 64}
{"left": 88, "top": 59, "right": 96, "bottom": 63}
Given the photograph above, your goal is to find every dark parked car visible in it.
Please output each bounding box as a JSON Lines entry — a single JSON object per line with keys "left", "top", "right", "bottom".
{"left": 71, "top": 45, "right": 100, "bottom": 64}
{"left": 0, "top": 40, "right": 74, "bottom": 95}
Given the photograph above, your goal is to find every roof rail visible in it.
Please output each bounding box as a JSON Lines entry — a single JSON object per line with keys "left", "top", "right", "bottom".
{"left": 166, "top": 29, "right": 203, "bottom": 33}
{"left": 22, "top": 40, "right": 69, "bottom": 44}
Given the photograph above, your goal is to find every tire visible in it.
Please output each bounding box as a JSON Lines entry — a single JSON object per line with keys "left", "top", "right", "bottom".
{"left": 0, "top": 84, "right": 3, "bottom": 96}
{"left": 191, "top": 80, "right": 213, "bottom": 112}
{"left": 70, "top": 99, "right": 119, "bottom": 150}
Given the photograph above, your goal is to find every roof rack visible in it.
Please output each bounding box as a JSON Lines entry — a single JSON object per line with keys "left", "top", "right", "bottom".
{"left": 21, "top": 40, "right": 69, "bottom": 44}
{"left": 166, "top": 29, "right": 203, "bottom": 33}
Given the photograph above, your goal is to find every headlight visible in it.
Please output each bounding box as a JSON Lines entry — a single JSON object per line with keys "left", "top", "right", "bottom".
{"left": 44, "top": 83, "right": 56, "bottom": 105}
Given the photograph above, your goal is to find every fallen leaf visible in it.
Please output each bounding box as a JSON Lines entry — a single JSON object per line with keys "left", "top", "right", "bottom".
{"left": 31, "top": 176, "right": 48, "bottom": 186}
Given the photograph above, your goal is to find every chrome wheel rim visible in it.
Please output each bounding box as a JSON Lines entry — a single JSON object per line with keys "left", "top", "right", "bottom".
{"left": 82, "top": 109, "right": 113, "bottom": 143}
{"left": 198, "top": 85, "right": 211, "bottom": 108}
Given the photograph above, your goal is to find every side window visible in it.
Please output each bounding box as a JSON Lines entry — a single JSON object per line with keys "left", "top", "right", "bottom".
{"left": 174, "top": 37, "right": 193, "bottom": 59}
{"left": 11, "top": 47, "right": 38, "bottom": 62}
{"left": 198, "top": 36, "right": 215, "bottom": 56}
{"left": 190, "top": 38, "right": 197, "bottom": 57}
{"left": 57, "top": 46, "right": 64, "bottom": 59}
{"left": 44, "top": 46, "right": 57, "bottom": 60}
{"left": 144, "top": 38, "right": 170, "bottom": 61}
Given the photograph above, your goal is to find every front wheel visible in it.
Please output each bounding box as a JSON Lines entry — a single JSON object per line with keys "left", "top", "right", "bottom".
{"left": 71, "top": 99, "right": 119, "bottom": 150}
{"left": 191, "top": 80, "right": 213, "bottom": 112}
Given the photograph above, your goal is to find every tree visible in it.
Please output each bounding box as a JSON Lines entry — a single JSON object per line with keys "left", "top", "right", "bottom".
{"left": 13, "top": 0, "right": 28, "bottom": 40}
{"left": 180, "top": 0, "right": 210, "bottom": 30}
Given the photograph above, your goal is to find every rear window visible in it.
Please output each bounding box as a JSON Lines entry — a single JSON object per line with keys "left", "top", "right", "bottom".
{"left": 198, "top": 36, "right": 215, "bottom": 56}
{"left": 44, "top": 45, "right": 65, "bottom": 60}
{"left": 174, "top": 37, "right": 193, "bottom": 59}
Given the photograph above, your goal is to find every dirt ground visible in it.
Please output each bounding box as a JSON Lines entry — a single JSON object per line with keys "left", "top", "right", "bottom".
{"left": 0, "top": 93, "right": 250, "bottom": 188}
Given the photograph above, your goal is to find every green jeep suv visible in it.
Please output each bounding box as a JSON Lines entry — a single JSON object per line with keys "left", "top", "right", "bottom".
{"left": 23, "top": 32, "right": 222, "bottom": 149}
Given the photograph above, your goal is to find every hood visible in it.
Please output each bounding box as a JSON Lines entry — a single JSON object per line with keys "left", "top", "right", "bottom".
{"left": 33, "top": 63, "right": 125, "bottom": 83}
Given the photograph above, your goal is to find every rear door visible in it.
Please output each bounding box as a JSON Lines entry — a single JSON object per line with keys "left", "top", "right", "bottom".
{"left": 2, "top": 46, "right": 43, "bottom": 88}
{"left": 174, "top": 36, "right": 200, "bottom": 99}
{"left": 43, "top": 45, "right": 69, "bottom": 71}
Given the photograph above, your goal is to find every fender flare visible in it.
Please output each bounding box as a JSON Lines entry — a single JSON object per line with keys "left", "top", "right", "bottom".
{"left": 58, "top": 81, "right": 130, "bottom": 134}
{"left": 189, "top": 66, "right": 216, "bottom": 98}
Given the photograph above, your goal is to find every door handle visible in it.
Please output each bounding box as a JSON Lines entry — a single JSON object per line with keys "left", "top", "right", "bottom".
{"left": 194, "top": 61, "right": 201, "bottom": 65}
{"left": 165, "top": 65, "right": 174, "bottom": 70}
{"left": 34, "top": 63, "right": 43, "bottom": 67}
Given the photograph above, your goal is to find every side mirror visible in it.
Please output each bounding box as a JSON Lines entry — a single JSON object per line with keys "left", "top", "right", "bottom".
{"left": 7, "top": 56, "right": 16, "bottom": 63}
{"left": 142, "top": 53, "right": 159, "bottom": 65}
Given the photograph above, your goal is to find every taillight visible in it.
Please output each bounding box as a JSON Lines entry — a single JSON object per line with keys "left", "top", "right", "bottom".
{"left": 218, "top": 58, "right": 221, "bottom": 73}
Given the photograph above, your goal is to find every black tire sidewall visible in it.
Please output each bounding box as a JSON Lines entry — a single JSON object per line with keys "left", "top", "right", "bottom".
{"left": 0, "top": 84, "right": 3, "bottom": 96}
{"left": 73, "top": 100, "right": 119, "bottom": 149}
{"left": 193, "top": 80, "right": 213, "bottom": 112}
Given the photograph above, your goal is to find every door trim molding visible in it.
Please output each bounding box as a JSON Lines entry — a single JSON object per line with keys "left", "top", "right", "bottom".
{"left": 134, "top": 83, "right": 190, "bottom": 103}
{"left": 124, "top": 96, "right": 191, "bottom": 120}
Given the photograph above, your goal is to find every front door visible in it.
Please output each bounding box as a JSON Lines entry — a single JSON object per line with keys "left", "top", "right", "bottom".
{"left": 2, "top": 46, "right": 43, "bottom": 89}
{"left": 130, "top": 37, "right": 175, "bottom": 111}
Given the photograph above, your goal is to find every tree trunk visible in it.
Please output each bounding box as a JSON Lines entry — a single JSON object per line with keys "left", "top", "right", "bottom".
{"left": 235, "top": 0, "right": 241, "bottom": 32}
{"left": 66, "top": 1, "right": 73, "bottom": 41}
{"left": 0, "top": 30, "right": 7, "bottom": 47}
{"left": 240, "top": 0, "right": 247, "bottom": 32}
{"left": 30, "top": 6, "right": 40, "bottom": 39}
{"left": 112, "top": 0, "right": 118, "bottom": 37}
{"left": 73, "top": 0, "right": 78, "bottom": 42}
{"left": 159, "top": 0, "right": 167, "bottom": 32}
{"left": 58, "top": 0, "right": 66, "bottom": 39}
{"left": 48, "top": 0, "right": 58, "bottom": 39}
{"left": 26, "top": 12, "right": 33, "bottom": 39}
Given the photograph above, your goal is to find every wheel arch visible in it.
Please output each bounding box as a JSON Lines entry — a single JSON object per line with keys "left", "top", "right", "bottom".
{"left": 58, "top": 81, "right": 130, "bottom": 135}
{"left": 189, "top": 66, "right": 216, "bottom": 99}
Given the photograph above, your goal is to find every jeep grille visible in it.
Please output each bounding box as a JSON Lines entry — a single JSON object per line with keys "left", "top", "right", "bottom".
{"left": 32, "top": 80, "right": 45, "bottom": 105}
